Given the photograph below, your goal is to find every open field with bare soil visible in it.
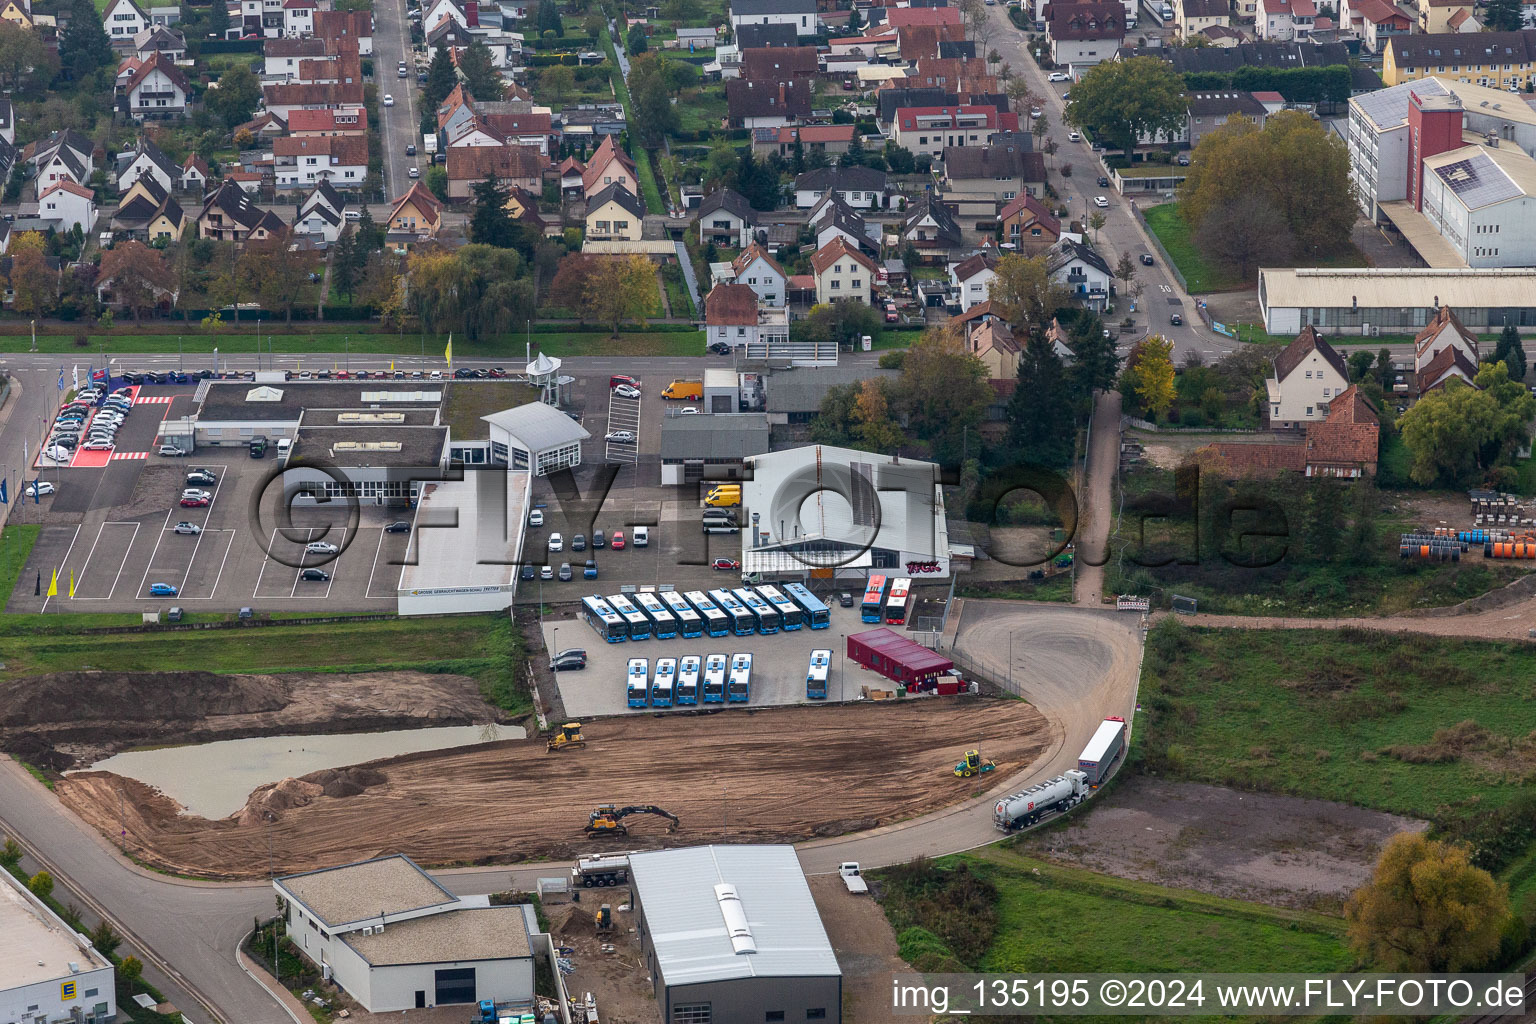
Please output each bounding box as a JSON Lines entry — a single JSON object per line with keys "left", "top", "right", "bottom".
{"left": 56, "top": 699, "right": 1051, "bottom": 879}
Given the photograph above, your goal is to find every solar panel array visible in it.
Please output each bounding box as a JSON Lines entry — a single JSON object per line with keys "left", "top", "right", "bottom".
{"left": 1354, "top": 78, "right": 1450, "bottom": 132}
{"left": 1432, "top": 151, "right": 1522, "bottom": 209}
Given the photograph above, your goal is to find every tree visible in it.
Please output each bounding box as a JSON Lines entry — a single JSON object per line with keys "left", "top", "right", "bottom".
{"left": 423, "top": 45, "right": 458, "bottom": 108}
{"left": 662, "top": 0, "right": 702, "bottom": 23}
{"left": 0, "top": 837, "right": 20, "bottom": 868}
{"left": 119, "top": 957, "right": 143, "bottom": 985}
{"left": 1130, "top": 335, "right": 1177, "bottom": 420}
{"left": 1347, "top": 348, "right": 1374, "bottom": 382}
{"left": 850, "top": 378, "right": 906, "bottom": 452}
{"left": 1114, "top": 251, "right": 1137, "bottom": 301}
{"left": 892, "top": 326, "right": 993, "bottom": 463}
{"left": 355, "top": 206, "right": 383, "bottom": 254}
{"left": 1398, "top": 362, "right": 1536, "bottom": 485}
{"left": 240, "top": 237, "right": 310, "bottom": 323}
{"left": 205, "top": 0, "right": 229, "bottom": 38}
{"left": 884, "top": 143, "right": 916, "bottom": 174}
{"left": 1346, "top": 832, "right": 1509, "bottom": 972}
{"left": 206, "top": 64, "right": 261, "bottom": 131}
{"left": 1192, "top": 193, "right": 1294, "bottom": 281}
{"left": 846, "top": 3, "right": 862, "bottom": 29}
{"left": 1068, "top": 315, "right": 1120, "bottom": 395}
{"left": 1066, "top": 56, "right": 1187, "bottom": 157}
{"left": 536, "top": 0, "right": 564, "bottom": 35}
{"left": 1484, "top": 0, "right": 1522, "bottom": 30}
{"left": 1088, "top": 210, "right": 1106, "bottom": 244}
{"left": 0, "top": 22, "right": 55, "bottom": 92}
{"left": 89, "top": 921, "right": 122, "bottom": 959}
{"left": 627, "top": 22, "right": 648, "bottom": 54}
{"left": 28, "top": 871, "right": 53, "bottom": 900}
{"left": 426, "top": 164, "right": 449, "bottom": 202}
{"left": 989, "top": 253, "right": 1069, "bottom": 339}
{"left": 792, "top": 300, "right": 881, "bottom": 349}
{"left": 99, "top": 241, "right": 174, "bottom": 320}
{"left": 628, "top": 54, "right": 679, "bottom": 146}
{"left": 1492, "top": 320, "right": 1527, "bottom": 381}
{"left": 584, "top": 254, "right": 656, "bottom": 334}
{"left": 1179, "top": 110, "right": 1354, "bottom": 259}
{"left": 1032, "top": 112, "right": 1049, "bottom": 144}
{"left": 8, "top": 232, "right": 56, "bottom": 316}
{"left": 734, "top": 148, "right": 779, "bottom": 210}
{"left": 1008, "top": 332, "right": 1076, "bottom": 465}
{"left": 583, "top": 11, "right": 606, "bottom": 35}
{"left": 468, "top": 173, "right": 519, "bottom": 248}
{"left": 459, "top": 40, "right": 504, "bottom": 102}
{"left": 839, "top": 133, "right": 866, "bottom": 168}
{"left": 58, "top": 0, "right": 113, "bottom": 81}
{"left": 543, "top": 63, "right": 576, "bottom": 105}
{"left": 330, "top": 230, "right": 359, "bottom": 302}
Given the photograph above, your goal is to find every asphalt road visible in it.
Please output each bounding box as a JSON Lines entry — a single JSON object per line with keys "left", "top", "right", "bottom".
{"left": 373, "top": 0, "right": 420, "bottom": 200}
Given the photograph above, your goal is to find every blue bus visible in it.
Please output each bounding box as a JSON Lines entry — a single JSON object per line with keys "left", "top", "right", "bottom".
{"left": 755, "top": 585, "right": 802, "bottom": 630}
{"left": 728, "top": 652, "right": 752, "bottom": 703}
{"left": 660, "top": 591, "right": 704, "bottom": 638}
{"left": 784, "top": 583, "right": 831, "bottom": 630}
{"left": 652, "top": 658, "right": 676, "bottom": 708}
{"left": 608, "top": 594, "right": 652, "bottom": 640}
{"left": 633, "top": 592, "right": 679, "bottom": 640}
{"left": 733, "top": 587, "right": 780, "bottom": 634}
{"left": 684, "top": 590, "right": 731, "bottom": 637}
{"left": 709, "top": 588, "right": 756, "bottom": 636}
{"left": 703, "top": 653, "right": 728, "bottom": 703}
{"left": 677, "top": 655, "right": 701, "bottom": 705}
{"left": 806, "top": 648, "right": 831, "bottom": 700}
{"left": 580, "top": 596, "right": 628, "bottom": 643}
{"left": 626, "top": 658, "right": 649, "bottom": 708}
{"left": 860, "top": 575, "right": 889, "bottom": 623}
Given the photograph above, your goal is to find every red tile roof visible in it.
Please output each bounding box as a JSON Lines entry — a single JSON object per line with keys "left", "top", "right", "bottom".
{"left": 771, "top": 123, "right": 857, "bottom": 144}
{"left": 1198, "top": 441, "right": 1307, "bottom": 477}
{"left": 286, "top": 107, "right": 368, "bottom": 133}
{"left": 885, "top": 6, "right": 962, "bottom": 26}
{"left": 810, "top": 236, "right": 878, "bottom": 275}
{"left": 705, "top": 282, "right": 760, "bottom": 325}
{"left": 1304, "top": 384, "right": 1379, "bottom": 472}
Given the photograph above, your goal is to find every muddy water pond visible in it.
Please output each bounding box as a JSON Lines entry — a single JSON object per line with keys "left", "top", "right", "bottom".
{"left": 77, "top": 724, "right": 524, "bottom": 818}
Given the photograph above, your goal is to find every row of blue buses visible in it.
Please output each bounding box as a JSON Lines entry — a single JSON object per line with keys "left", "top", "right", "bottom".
{"left": 585, "top": 584, "right": 835, "bottom": 644}
{"left": 624, "top": 653, "right": 748, "bottom": 707}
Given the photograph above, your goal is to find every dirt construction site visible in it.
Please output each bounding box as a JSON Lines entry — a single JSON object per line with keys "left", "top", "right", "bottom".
{"left": 48, "top": 695, "right": 1050, "bottom": 879}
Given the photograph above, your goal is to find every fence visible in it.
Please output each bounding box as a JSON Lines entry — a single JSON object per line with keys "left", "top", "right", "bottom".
{"left": 1128, "top": 202, "right": 1189, "bottom": 294}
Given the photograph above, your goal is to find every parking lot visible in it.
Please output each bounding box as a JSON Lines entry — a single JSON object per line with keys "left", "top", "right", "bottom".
{"left": 540, "top": 596, "right": 878, "bottom": 717}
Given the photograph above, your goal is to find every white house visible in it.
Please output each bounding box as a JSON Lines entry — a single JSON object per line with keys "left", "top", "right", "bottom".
{"left": 810, "top": 193, "right": 878, "bottom": 256}
{"left": 704, "top": 282, "right": 766, "bottom": 350}
{"left": 950, "top": 251, "right": 998, "bottom": 312}
{"left": 283, "top": 0, "right": 315, "bottom": 34}
{"left": 729, "top": 0, "right": 816, "bottom": 35}
{"left": 39, "top": 181, "right": 98, "bottom": 235}
{"left": 1046, "top": 238, "right": 1113, "bottom": 312}
{"left": 119, "top": 51, "right": 191, "bottom": 119}
{"left": 1413, "top": 304, "right": 1481, "bottom": 394}
{"left": 727, "top": 242, "right": 787, "bottom": 305}
{"left": 296, "top": 179, "right": 347, "bottom": 243}
{"left": 793, "top": 165, "right": 888, "bottom": 209}
{"left": 181, "top": 154, "right": 209, "bottom": 192}
{"left": 695, "top": 188, "right": 757, "bottom": 248}
{"left": 274, "top": 856, "right": 534, "bottom": 1014}
{"left": 33, "top": 131, "right": 93, "bottom": 187}
{"left": 273, "top": 135, "right": 368, "bottom": 189}
{"left": 1265, "top": 325, "right": 1351, "bottom": 427}
{"left": 103, "top": 0, "right": 149, "bottom": 42}
{"left": 115, "top": 137, "right": 178, "bottom": 193}
{"left": 811, "top": 236, "right": 877, "bottom": 305}
{"left": 1257, "top": 0, "right": 1316, "bottom": 39}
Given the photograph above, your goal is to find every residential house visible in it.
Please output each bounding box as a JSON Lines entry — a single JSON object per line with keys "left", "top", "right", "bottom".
{"left": 1257, "top": 0, "right": 1316, "bottom": 40}
{"left": 704, "top": 282, "right": 768, "bottom": 350}
{"left": 1186, "top": 91, "right": 1270, "bottom": 148}
{"left": 234, "top": 111, "right": 288, "bottom": 141}
{"left": 181, "top": 154, "right": 209, "bottom": 193}
{"left": 445, "top": 145, "right": 546, "bottom": 200}
{"left": 1265, "top": 325, "right": 1350, "bottom": 427}
{"left": 117, "top": 51, "right": 190, "bottom": 119}
{"left": 949, "top": 251, "right": 998, "bottom": 311}
{"left": 884, "top": 6, "right": 964, "bottom": 28}
{"left": 557, "top": 155, "right": 585, "bottom": 195}
{"left": 197, "top": 179, "right": 287, "bottom": 243}
{"left": 475, "top": 106, "right": 553, "bottom": 153}
{"left": 1413, "top": 304, "right": 1480, "bottom": 394}
{"left": 387, "top": 181, "right": 444, "bottom": 243}
{"left": 283, "top": 0, "right": 315, "bottom": 35}
{"left": 31, "top": 131, "right": 94, "bottom": 188}
{"left": 740, "top": 45, "right": 818, "bottom": 81}
{"left": 263, "top": 37, "right": 330, "bottom": 78}
{"left": 0, "top": 98, "right": 12, "bottom": 145}
{"left": 261, "top": 81, "right": 367, "bottom": 121}
{"left": 0, "top": 0, "right": 32, "bottom": 30}
{"left": 1382, "top": 31, "right": 1536, "bottom": 88}
{"left": 1416, "top": 0, "right": 1480, "bottom": 33}
{"left": 892, "top": 105, "right": 1013, "bottom": 159}
{"left": 1202, "top": 384, "right": 1381, "bottom": 476}
{"left": 725, "top": 79, "right": 813, "bottom": 128}
{"left": 940, "top": 135, "right": 1046, "bottom": 201}
{"left": 810, "top": 236, "right": 878, "bottom": 304}
{"left": 295, "top": 179, "right": 347, "bottom": 243}
{"left": 727, "top": 242, "right": 788, "bottom": 304}
{"left": 1347, "top": 0, "right": 1412, "bottom": 53}
{"left": 998, "top": 194, "right": 1061, "bottom": 251}
{"left": 750, "top": 123, "right": 856, "bottom": 159}
{"left": 793, "top": 165, "right": 888, "bottom": 209}
{"left": 808, "top": 193, "right": 879, "bottom": 256}
{"left": 580, "top": 135, "right": 637, "bottom": 200}
{"left": 729, "top": 0, "right": 817, "bottom": 37}
{"left": 964, "top": 317, "right": 1020, "bottom": 378}
{"left": 901, "top": 194, "right": 963, "bottom": 251}
{"left": 114, "top": 136, "right": 178, "bottom": 193}
{"left": 111, "top": 175, "right": 186, "bottom": 241}
{"left": 133, "top": 25, "right": 186, "bottom": 60}
{"left": 1047, "top": 2, "right": 1125, "bottom": 66}
{"left": 288, "top": 108, "right": 369, "bottom": 138}
{"left": 227, "top": 170, "right": 265, "bottom": 192}
{"left": 103, "top": 0, "right": 149, "bottom": 44}
{"left": 314, "top": 9, "right": 373, "bottom": 55}
{"left": 1177, "top": 0, "right": 1229, "bottom": 37}
{"left": 1046, "top": 237, "right": 1113, "bottom": 312}
{"left": 696, "top": 188, "right": 758, "bottom": 247}
{"left": 505, "top": 186, "right": 547, "bottom": 235}
{"left": 585, "top": 183, "right": 644, "bottom": 241}
{"left": 273, "top": 136, "right": 369, "bottom": 189}
{"left": 39, "top": 181, "right": 98, "bottom": 235}
{"left": 735, "top": 22, "right": 799, "bottom": 47}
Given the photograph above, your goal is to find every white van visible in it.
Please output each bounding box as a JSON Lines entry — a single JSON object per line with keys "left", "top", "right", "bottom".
{"left": 633, "top": 526, "right": 649, "bottom": 547}
{"left": 276, "top": 437, "right": 293, "bottom": 458}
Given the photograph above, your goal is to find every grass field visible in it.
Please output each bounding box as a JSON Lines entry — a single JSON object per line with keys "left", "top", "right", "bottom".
{"left": 675, "top": 86, "right": 728, "bottom": 134}
{"left": 0, "top": 615, "right": 530, "bottom": 713}
{"left": 956, "top": 573, "right": 1073, "bottom": 603}
{"left": 1139, "top": 623, "right": 1536, "bottom": 829}
{"left": 1143, "top": 203, "right": 1237, "bottom": 293}
{"left": 0, "top": 525, "right": 40, "bottom": 610}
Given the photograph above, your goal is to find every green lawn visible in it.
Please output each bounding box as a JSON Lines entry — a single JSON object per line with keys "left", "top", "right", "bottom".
{"left": 1142, "top": 203, "right": 1239, "bottom": 293}
{"left": 1139, "top": 623, "right": 1536, "bottom": 830}
{"left": 956, "top": 573, "right": 1073, "bottom": 603}
{"left": 0, "top": 525, "right": 40, "bottom": 609}
{"left": 600, "top": 29, "right": 668, "bottom": 212}
{"left": 441, "top": 380, "right": 541, "bottom": 439}
{"left": 675, "top": 86, "right": 728, "bottom": 134}
{"left": 659, "top": 262, "right": 695, "bottom": 317}
{"left": 0, "top": 615, "right": 530, "bottom": 713}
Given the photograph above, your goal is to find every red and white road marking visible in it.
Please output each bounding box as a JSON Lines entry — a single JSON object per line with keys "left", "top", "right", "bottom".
{"left": 110, "top": 451, "right": 149, "bottom": 461}
{"left": 133, "top": 395, "right": 175, "bottom": 405}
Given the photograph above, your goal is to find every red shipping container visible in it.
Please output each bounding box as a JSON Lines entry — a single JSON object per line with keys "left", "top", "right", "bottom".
{"left": 846, "top": 628, "right": 954, "bottom": 688}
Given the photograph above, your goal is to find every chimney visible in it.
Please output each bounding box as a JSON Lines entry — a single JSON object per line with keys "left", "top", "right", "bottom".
{"left": 1406, "top": 87, "right": 1463, "bottom": 211}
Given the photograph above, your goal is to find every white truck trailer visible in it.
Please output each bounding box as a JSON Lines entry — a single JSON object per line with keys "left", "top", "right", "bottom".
{"left": 571, "top": 851, "right": 632, "bottom": 887}
{"left": 1078, "top": 716, "right": 1127, "bottom": 785}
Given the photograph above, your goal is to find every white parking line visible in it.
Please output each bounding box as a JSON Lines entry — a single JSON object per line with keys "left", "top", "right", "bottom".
{"left": 289, "top": 529, "right": 344, "bottom": 599}
{"left": 72, "top": 522, "right": 141, "bottom": 601}
{"left": 197, "top": 528, "right": 238, "bottom": 601}
{"left": 38, "top": 524, "right": 82, "bottom": 614}
{"left": 364, "top": 527, "right": 400, "bottom": 599}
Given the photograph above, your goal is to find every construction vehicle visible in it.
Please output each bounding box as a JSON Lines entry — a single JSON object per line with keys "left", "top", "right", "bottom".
{"left": 546, "top": 721, "right": 586, "bottom": 753}
{"left": 572, "top": 852, "right": 633, "bottom": 887}
{"left": 596, "top": 904, "right": 612, "bottom": 930}
{"left": 954, "top": 749, "right": 997, "bottom": 778}
{"left": 585, "top": 803, "right": 681, "bottom": 836}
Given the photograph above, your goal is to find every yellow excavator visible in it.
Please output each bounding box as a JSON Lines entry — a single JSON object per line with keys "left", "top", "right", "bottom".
{"left": 546, "top": 722, "right": 586, "bottom": 753}
{"left": 953, "top": 749, "right": 997, "bottom": 778}
{"left": 586, "top": 803, "right": 681, "bottom": 836}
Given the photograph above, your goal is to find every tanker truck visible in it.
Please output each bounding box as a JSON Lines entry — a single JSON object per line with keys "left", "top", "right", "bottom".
{"left": 992, "top": 770, "right": 1089, "bottom": 831}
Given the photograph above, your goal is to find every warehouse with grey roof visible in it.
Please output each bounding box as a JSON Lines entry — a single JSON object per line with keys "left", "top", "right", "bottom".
{"left": 628, "top": 845, "right": 842, "bottom": 1024}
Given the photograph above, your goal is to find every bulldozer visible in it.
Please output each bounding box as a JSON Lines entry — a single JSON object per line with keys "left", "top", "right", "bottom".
{"left": 953, "top": 749, "right": 997, "bottom": 778}
{"left": 585, "top": 803, "right": 681, "bottom": 836}
{"left": 546, "top": 721, "right": 586, "bottom": 753}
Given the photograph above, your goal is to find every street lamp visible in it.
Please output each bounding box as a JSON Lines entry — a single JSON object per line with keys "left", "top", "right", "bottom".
{"left": 551, "top": 625, "right": 559, "bottom": 690}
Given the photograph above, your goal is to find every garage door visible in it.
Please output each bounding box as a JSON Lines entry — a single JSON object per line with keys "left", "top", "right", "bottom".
{"left": 434, "top": 967, "right": 476, "bottom": 1005}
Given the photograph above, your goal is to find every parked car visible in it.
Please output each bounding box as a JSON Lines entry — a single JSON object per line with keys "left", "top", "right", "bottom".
{"left": 1140, "top": 253, "right": 1154, "bottom": 266}
{"left": 1069, "top": 131, "right": 1082, "bottom": 142}
{"left": 708, "top": 342, "right": 732, "bottom": 355}
{"left": 186, "top": 471, "right": 217, "bottom": 486}
{"left": 149, "top": 583, "right": 178, "bottom": 596}
{"left": 550, "top": 648, "right": 588, "bottom": 670}
{"left": 1097, "top": 176, "right": 1110, "bottom": 187}
{"left": 609, "top": 374, "right": 641, "bottom": 389}
{"left": 181, "top": 489, "right": 213, "bottom": 501}
{"left": 1093, "top": 195, "right": 1109, "bottom": 208}
{"left": 605, "top": 429, "right": 636, "bottom": 443}
{"left": 409, "top": 166, "right": 420, "bottom": 178}
{"left": 681, "top": 407, "right": 699, "bottom": 415}
{"left": 592, "top": 529, "right": 605, "bottom": 548}
{"left": 838, "top": 592, "right": 855, "bottom": 607}
{"left": 548, "top": 532, "right": 563, "bottom": 552}
{"left": 540, "top": 564, "right": 554, "bottom": 580}
{"left": 28, "top": 481, "right": 55, "bottom": 497}
{"left": 610, "top": 530, "right": 625, "bottom": 550}
{"left": 300, "top": 568, "right": 331, "bottom": 581}
{"left": 583, "top": 559, "right": 598, "bottom": 579}
{"left": 43, "top": 446, "right": 71, "bottom": 462}
{"left": 82, "top": 440, "right": 114, "bottom": 451}
{"left": 529, "top": 508, "right": 544, "bottom": 527}
{"left": 712, "top": 557, "right": 740, "bottom": 571}
{"left": 633, "top": 526, "right": 649, "bottom": 547}
{"left": 1170, "top": 312, "right": 1184, "bottom": 326}
{"left": 385, "top": 521, "right": 411, "bottom": 533}
{"left": 180, "top": 496, "right": 209, "bottom": 507}
{"left": 521, "top": 564, "right": 536, "bottom": 580}
{"left": 613, "top": 384, "right": 641, "bottom": 400}
{"left": 173, "top": 522, "right": 202, "bottom": 535}
{"left": 572, "top": 534, "right": 586, "bottom": 551}
{"left": 1048, "top": 71, "right": 1070, "bottom": 81}
{"left": 305, "top": 541, "right": 340, "bottom": 555}
{"left": 558, "top": 562, "right": 573, "bottom": 581}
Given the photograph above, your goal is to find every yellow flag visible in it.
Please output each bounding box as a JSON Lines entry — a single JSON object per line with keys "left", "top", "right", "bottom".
{"left": 68, "top": 570, "right": 75, "bottom": 598}
{"left": 47, "top": 569, "right": 57, "bottom": 597}
{"left": 444, "top": 334, "right": 453, "bottom": 368}
{"left": 390, "top": 359, "right": 395, "bottom": 371}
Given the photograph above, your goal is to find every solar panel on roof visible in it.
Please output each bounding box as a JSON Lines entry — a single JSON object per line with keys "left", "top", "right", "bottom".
{"left": 1432, "top": 152, "right": 1522, "bottom": 209}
